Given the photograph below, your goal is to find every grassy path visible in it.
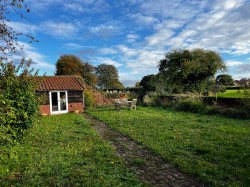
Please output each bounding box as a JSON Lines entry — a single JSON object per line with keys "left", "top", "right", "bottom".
{"left": 0, "top": 114, "right": 143, "bottom": 186}
{"left": 84, "top": 113, "right": 203, "bottom": 187}
{"left": 88, "top": 107, "right": 250, "bottom": 186}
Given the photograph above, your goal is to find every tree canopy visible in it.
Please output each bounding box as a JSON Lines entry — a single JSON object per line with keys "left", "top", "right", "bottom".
{"left": 158, "top": 49, "right": 226, "bottom": 93}
{"left": 55, "top": 54, "right": 97, "bottom": 86}
{"left": 140, "top": 74, "right": 157, "bottom": 92}
{"left": 55, "top": 55, "right": 82, "bottom": 76}
{"left": 95, "top": 64, "right": 123, "bottom": 90}
{"left": 216, "top": 74, "right": 234, "bottom": 86}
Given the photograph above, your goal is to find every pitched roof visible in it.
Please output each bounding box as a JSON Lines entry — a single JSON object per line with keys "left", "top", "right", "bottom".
{"left": 35, "top": 76, "right": 85, "bottom": 91}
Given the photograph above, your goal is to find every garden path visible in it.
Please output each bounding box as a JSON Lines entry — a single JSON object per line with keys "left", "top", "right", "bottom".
{"left": 83, "top": 113, "right": 205, "bottom": 187}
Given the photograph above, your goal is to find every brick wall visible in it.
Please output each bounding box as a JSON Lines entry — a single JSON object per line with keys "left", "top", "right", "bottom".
{"left": 39, "top": 105, "right": 50, "bottom": 115}
{"left": 68, "top": 102, "right": 84, "bottom": 113}
{"left": 39, "top": 102, "right": 84, "bottom": 115}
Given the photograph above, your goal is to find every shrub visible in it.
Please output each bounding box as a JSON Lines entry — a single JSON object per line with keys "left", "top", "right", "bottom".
{"left": 143, "top": 92, "right": 158, "bottom": 106}
{"left": 0, "top": 60, "right": 39, "bottom": 144}
{"left": 84, "top": 90, "right": 95, "bottom": 108}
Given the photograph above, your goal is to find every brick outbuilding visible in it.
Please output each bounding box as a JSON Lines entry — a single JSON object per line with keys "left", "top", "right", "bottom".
{"left": 35, "top": 76, "right": 85, "bottom": 115}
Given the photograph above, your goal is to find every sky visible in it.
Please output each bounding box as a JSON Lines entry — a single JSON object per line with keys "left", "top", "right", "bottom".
{"left": 4, "top": 0, "right": 250, "bottom": 87}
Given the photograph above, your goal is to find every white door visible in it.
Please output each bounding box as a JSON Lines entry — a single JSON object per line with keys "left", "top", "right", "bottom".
{"left": 49, "top": 91, "right": 68, "bottom": 114}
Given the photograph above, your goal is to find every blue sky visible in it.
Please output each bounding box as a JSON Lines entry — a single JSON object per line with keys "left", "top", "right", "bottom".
{"left": 5, "top": 0, "right": 250, "bottom": 86}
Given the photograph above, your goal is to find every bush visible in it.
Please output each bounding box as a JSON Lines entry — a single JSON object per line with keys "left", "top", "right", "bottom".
{"left": 143, "top": 92, "right": 158, "bottom": 106}
{"left": 84, "top": 90, "right": 95, "bottom": 108}
{"left": 0, "top": 60, "right": 39, "bottom": 144}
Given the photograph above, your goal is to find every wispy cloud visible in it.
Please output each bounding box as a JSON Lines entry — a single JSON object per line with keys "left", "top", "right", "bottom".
{"left": 41, "top": 21, "right": 79, "bottom": 38}
{"left": 93, "top": 57, "right": 123, "bottom": 67}
{"left": 5, "top": 42, "right": 55, "bottom": 75}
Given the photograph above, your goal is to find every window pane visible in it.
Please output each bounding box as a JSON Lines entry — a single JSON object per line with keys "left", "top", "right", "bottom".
{"left": 52, "top": 92, "right": 58, "bottom": 111}
{"left": 60, "top": 92, "right": 66, "bottom": 111}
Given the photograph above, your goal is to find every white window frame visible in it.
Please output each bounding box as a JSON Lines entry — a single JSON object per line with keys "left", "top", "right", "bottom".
{"left": 49, "top": 91, "right": 68, "bottom": 114}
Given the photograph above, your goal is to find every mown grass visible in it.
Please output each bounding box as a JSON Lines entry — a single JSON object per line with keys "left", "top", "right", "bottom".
{"left": 213, "top": 89, "right": 250, "bottom": 98}
{"left": 88, "top": 107, "right": 250, "bottom": 186}
{"left": 0, "top": 113, "right": 143, "bottom": 187}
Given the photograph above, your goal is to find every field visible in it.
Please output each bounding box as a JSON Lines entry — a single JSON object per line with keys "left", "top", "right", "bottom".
{"left": 213, "top": 89, "right": 250, "bottom": 98}
{"left": 0, "top": 114, "right": 142, "bottom": 186}
{"left": 88, "top": 107, "right": 250, "bottom": 186}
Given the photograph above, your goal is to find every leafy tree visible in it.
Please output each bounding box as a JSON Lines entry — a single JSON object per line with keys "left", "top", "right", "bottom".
{"left": 0, "top": 0, "right": 37, "bottom": 57}
{"left": 216, "top": 74, "right": 234, "bottom": 85}
{"left": 55, "top": 55, "right": 97, "bottom": 86}
{"left": 158, "top": 49, "right": 226, "bottom": 94}
{"left": 112, "top": 80, "right": 125, "bottom": 90}
{"left": 140, "top": 74, "right": 157, "bottom": 92}
{"left": 55, "top": 55, "right": 82, "bottom": 76}
{"left": 0, "top": 59, "right": 39, "bottom": 144}
{"left": 140, "top": 73, "right": 173, "bottom": 94}
{"left": 82, "top": 62, "right": 97, "bottom": 86}
{"left": 95, "top": 64, "right": 122, "bottom": 90}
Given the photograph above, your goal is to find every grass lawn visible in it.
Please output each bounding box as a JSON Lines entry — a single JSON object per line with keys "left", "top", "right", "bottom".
{"left": 88, "top": 107, "right": 250, "bottom": 186}
{"left": 0, "top": 113, "right": 143, "bottom": 187}
{"left": 212, "top": 89, "right": 250, "bottom": 98}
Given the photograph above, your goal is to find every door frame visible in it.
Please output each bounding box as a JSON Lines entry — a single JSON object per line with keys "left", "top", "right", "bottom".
{"left": 49, "top": 91, "right": 68, "bottom": 114}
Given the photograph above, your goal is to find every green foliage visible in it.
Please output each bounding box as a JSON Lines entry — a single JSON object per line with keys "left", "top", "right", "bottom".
{"left": 140, "top": 74, "right": 157, "bottom": 92}
{"left": 142, "top": 92, "right": 158, "bottom": 106}
{"left": 0, "top": 114, "right": 142, "bottom": 186}
{"left": 140, "top": 73, "right": 172, "bottom": 94}
{"left": 158, "top": 48, "right": 226, "bottom": 94}
{"left": 55, "top": 55, "right": 97, "bottom": 86}
{"left": 0, "top": 60, "right": 39, "bottom": 143}
{"left": 84, "top": 90, "right": 95, "bottom": 108}
{"left": 95, "top": 64, "right": 123, "bottom": 90}
{"left": 88, "top": 107, "right": 250, "bottom": 186}
{"left": 216, "top": 74, "right": 234, "bottom": 85}
{"left": 55, "top": 55, "right": 82, "bottom": 75}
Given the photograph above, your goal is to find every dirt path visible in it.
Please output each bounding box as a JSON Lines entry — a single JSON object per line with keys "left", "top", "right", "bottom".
{"left": 83, "top": 113, "right": 205, "bottom": 187}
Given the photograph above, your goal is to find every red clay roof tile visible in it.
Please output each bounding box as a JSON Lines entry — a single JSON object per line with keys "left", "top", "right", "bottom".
{"left": 35, "top": 76, "right": 85, "bottom": 91}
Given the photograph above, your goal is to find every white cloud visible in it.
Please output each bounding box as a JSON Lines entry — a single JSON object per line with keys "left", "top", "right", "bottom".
{"left": 226, "top": 60, "right": 243, "bottom": 67}
{"left": 93, "top": 57, "right": 123, "bottom": 67}
{"left": 7, "top": 22, "right": 38, "bottom": 34}
{"left": 42, "top": 21, "right": 79, "bottom": 38}
{"left": 99, "top": 48, "right": 118, "bottom": 55}
{"left": 64, "top": 43, "right": 83, "bottom": 49}
{"left": 130, "top": 13, "right": 159, "bottom": 26}
{"left": 89, "top": 22, "right": 122, "bottom": 38}
{"left": 5, "top": 42, "right": 55, "bottom": 75}
{"left": 126, "top": 34, "right": 140, "bottom": 43}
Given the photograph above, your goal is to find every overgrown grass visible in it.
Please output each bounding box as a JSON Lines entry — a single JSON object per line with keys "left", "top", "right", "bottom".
{"left": 0, "top": 113, "right": 143, "bottom": 187}
{"left": 213, "top": 89, "right": 250, "bottom": 98}
{"left": 88, "top": 107, "right": 250, "bottom": 186}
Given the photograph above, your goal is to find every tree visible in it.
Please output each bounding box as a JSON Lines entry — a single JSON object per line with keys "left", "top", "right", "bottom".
{"left": 55, "top": 55, "right": 82, "bottom": 76}
{"left": 55, "top": 55, "right": 97, "bottom": 86}
{"left": 216, "top": 74, "right": 234, "bottom": 85}
{"left": 81, "top": 62, "right": 97, "bottom": 86}
{"left": 95, "top": 64, "right": 122, "bottom": 90}
{"left": 140, "top": 74, "right": 157, "bottom": 92}
{"left": 0, "top": 0, "right": 37, "bottom": 57}
{"left": 158, "top": 49, "right": 226, "bottom": 94}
